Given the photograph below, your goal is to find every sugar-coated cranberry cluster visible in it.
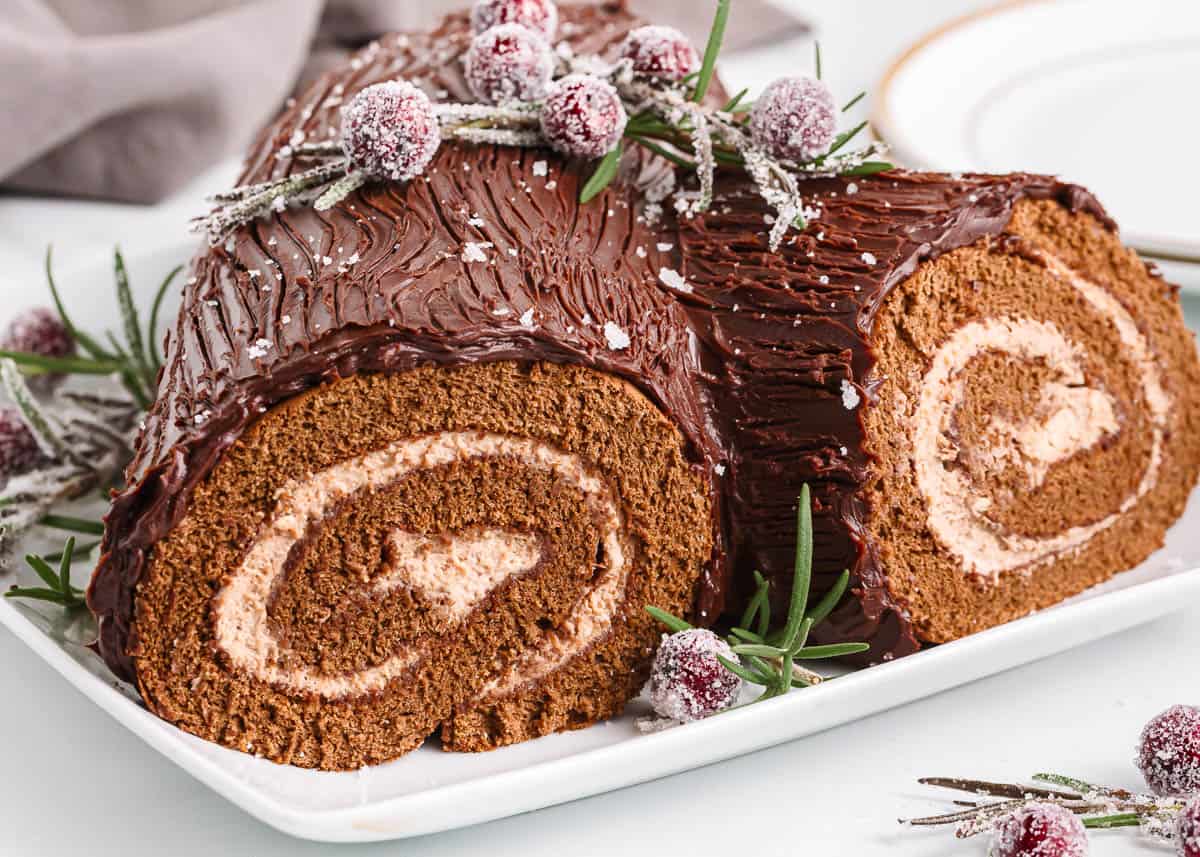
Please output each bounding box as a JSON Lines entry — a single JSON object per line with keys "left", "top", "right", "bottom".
{"left": 340, "top": 0, "right": 842, "bottom": 179}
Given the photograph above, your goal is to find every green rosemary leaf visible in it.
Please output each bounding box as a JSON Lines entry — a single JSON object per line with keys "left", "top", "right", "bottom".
{"left": 691, "top": 0, "right": 730, "bottom": 103}
{"left": 776, "top": 485, "right": 813, "bottom": 647}
{"left": 5, "top": 587, "right": 71, "bottom": 605}
{"left": 806, "top": 569, "right": 850, "bottom": 626}
{"left": 792, "top": 642, "right": 869, "bottom": 659}
{"left": 25, "top": 553, "right": 60, "bottom": 590}
{"left": 730, "top": 643, "right": 786, "bottom": 658}
{"left": 1032, "top": 773, "right": 1105, "bottom": 795}
{"left": 841, "top": 91, "right": 865, "bottom": 112}
{"left": 103, "top": 332, "right": 151, "bottom": 408}
{"left": 736, "top": 594, "right": 757, "bottom": 633}
{"left": 727, "top": 627, "right": 766, "bottom": 644}
{"left": 114, "top": 251, "right": 159, "bottom": 395}
{"left": 1082, "top": 813, "right": 1142, "bottom": 830}
{"left": 44, "top": 540, "right": 99, "bottom": 563}
{"left": 0, "top": 350, "right": 122, "bottom": 375}
{"left": 779, "top": 650, "right": 794, "bottom": 695}
{"left": 113, "top": 249, "right": 152, "bottom": 385}
{"left": 147, "top": 264, "right": 182, "bottom": 371}
{"left": 40, "top": 515, "right": 105, "bottom": 536}
{"left": 44, "top": 246, "right": 114, "bottom": 361}
{"left": 627, "top": 135, "right": 696, "bottom": 170}
{"left": 738, "top": 569, "right": 767, "bottom": 630}
{"left": 741, "top": 653, "right": 780, "bottom": 684}
{"left": 822, "top": 121, "right": 868, "bottom": 160}
{"left": 626, "top": 114, "right": 676, "bottom": 137}
{"left": 783, "top": 616, "right": 814, "bottom": 657}
{"left": 58, "top": 536, "right": 75, "bottom": 594}
{"left": 579, "top": 143, "right": 623, "bottom": 204}
{"left": 840, "top": 161, "right": 893, "bottom": 177}
{"left": 716, "top": 654, "right": 771, "bottom": 687}
{"left": 644, "top": 605, "right": 692, "bottom": 633}
{"left": 711, "top": 146, "right": 743, "bottom": 166}
{"left": 753, "top": 571, "right": 770, "bottom": 636}
{"left": 721, "top": 87, "right": 750, "bottom": 113}
{"left": 814, "top": 41, "right": 823, "bottom": 80}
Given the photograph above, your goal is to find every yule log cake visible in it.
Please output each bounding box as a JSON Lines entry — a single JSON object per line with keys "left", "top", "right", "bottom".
{"left": 85, "top": 0, "right": 1200, "bottom": 769}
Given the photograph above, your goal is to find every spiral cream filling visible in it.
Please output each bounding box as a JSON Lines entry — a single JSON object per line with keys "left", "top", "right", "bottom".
{"left": 211, "top": 431, "right": 627, "bottom": 699}
{"left": 913, "top": 251, "right": 1169, "bottom": 581}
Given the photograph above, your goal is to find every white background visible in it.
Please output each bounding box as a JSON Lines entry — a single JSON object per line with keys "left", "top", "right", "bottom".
{"left": 1, "top": 1, "right": 1197, "bottom": 854}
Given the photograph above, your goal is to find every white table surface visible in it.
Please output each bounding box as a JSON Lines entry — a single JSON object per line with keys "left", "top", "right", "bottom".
{"left": 2, "top": 2, "right": 1198, "bottom": 854}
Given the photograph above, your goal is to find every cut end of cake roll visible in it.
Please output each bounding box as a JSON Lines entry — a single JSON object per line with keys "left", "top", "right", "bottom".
{"left": 863, "top": 198, "right": 1200, "bottom": 642}
{"left": 129, "top": 362, "right": 711, "bottom": 769}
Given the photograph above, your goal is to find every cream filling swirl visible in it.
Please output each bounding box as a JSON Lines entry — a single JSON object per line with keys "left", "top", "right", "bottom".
{"left": 913, "top": 252, "right": 1169, "bottom": 581}
{"left": 211, "top": 431, "right": 627, "bottom": 699}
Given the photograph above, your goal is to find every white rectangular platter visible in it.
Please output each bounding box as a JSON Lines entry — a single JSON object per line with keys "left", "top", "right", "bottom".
{"left": 2, "top": 244, "right": 1199, "bottom": 843}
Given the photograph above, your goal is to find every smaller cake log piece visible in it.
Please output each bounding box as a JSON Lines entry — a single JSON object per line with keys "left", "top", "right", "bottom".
{"left": 863, "top": 198, "right": 1200, "bottom": 642}
{"left": 132, "top": 362, "right": 711, "bottom": 769}
{"left": 681, "top": 172, "right": 1200, "bottom": 658}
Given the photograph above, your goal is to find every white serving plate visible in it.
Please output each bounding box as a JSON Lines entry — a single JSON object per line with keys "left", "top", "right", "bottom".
{"left": 873, "top": 0, "right": 1200, "bottom": 264}
{"left": 2, "top": 243, "right": 1200, "bottom": 843}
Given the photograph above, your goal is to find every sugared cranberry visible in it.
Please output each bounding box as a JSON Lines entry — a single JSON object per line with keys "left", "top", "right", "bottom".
{"left": 464, "top": 24, "right": 554, "bottom": 105}
{"left": 1177, "top": 796, "right": 1200, "bottom": 857}
{"left": 749, "top": 76, "right": 837, "bottom": 162}
{"left": 539, "top": 74, "right": 627, "bottom": 160}
{"left": 648, "top": 628, "right": 741, "bottom": 722}
{"left": 1137, "top": 705, "right": 1200, "bottom": 796}
{"left": 470, "top": 0, "right": 558, "bottom": 41}
{"left": 2, "top": 308, "right": 74, "bottom": 359}
{"left": 990, "top": 803, "right": 1088, "bottom": 857}
{"left": 340, "top": 80, "right": 441, "bottom": 181}
{"left": 620, "top": 26, "right": 699, "bottom": 82}
{"left": 2, "top": 307, "right": 76, "bottom": 391}
{"left": 0, "top": 407, "right": 40, "bottom": 480}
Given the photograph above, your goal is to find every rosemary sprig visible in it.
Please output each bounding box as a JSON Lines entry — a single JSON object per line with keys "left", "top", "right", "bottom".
{"left": 1, "top": 246, "right": 181, "bottom": 407}
{"left": 646, "top": 484, "right": 868, "bottom": 709}
{"left": 904, "top": 773, "right": 1187, "bottom": 841}
{"left": 5, "top": 537, "right": 87, "bottom": 609}
{"left": 0, "top": 362, "right": 138, "bottom": 565}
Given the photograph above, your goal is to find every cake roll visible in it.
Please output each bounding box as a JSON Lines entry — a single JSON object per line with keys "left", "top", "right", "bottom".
{"left": 86, "top": 0, "right": 1200, "bottom": 768}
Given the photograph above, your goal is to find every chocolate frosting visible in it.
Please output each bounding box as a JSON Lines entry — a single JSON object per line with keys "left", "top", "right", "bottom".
{"left": 87, "top": 1, "right": 1114, "bottom": 682}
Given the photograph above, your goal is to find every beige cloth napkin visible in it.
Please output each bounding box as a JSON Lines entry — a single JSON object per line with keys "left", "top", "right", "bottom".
{"left": 0, "top": 0, "right": 807, "bottom": 204}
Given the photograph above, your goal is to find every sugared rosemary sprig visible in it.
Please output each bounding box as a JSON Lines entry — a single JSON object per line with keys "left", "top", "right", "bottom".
{"left": 646, "top": 483, "right": 869, "bottom": 706}
{"left": 0, "top": 362, "right": 138, "bottom": 566}
{"left": 904, "top": 773, "right": 1186, "bottom": 841}
{"left": 199, "top": 1, "right": 889, "bottom": 247}
{"left": 6, "top": 536, "right": 88, "bottom": 609}
{"left": 0, "top": 247, "right": 181, "bottom": 408}
{"left": 574, "top": 12, "right": 892, "bottom": 248}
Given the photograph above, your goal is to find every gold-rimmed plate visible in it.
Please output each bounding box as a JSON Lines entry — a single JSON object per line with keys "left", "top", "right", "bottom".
{"left": 874, "top": 0, "right": 1200, "bottom": 264}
